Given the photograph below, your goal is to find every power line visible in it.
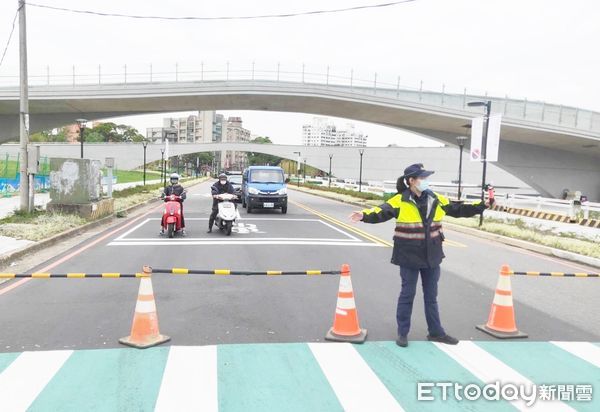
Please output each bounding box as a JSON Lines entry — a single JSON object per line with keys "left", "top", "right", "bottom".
{"left": 0, "top": 7, "right": 20, "bottom": 69}
{"left": 27, "top": 1, "right": 417, "bottom": 21}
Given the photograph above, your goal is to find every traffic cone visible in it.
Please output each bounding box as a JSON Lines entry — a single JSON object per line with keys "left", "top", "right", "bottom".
{"left": 325, "top": 264, "right": 367, "bottom": 343}
{"left": 476, "top": 264, "right": 527, "bottom": 339}
{"left": 119, "top": 266, "right": 170, "bottom": 349}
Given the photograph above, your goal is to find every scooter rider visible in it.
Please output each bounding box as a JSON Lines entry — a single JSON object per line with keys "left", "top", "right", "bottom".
{"left": 208, "top": 173, "right": 235, "bottom": 233}
{"left": 161, "top": 173, "right": 186, "bottom": 234}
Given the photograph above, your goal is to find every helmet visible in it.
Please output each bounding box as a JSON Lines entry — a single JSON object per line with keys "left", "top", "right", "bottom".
{"left": 218, "top": 173, "right": 227, "bottom": 180}
{"left": 170, "top": 173, "right": 180, "bottom": 184}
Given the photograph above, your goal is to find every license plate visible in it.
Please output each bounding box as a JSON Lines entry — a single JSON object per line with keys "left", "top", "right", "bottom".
{"left": 263, "top": 202, "right": 274, "bottom": 208}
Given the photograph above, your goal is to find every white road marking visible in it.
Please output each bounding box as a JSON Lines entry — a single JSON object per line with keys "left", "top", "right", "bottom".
{"left": 108, "top": 240, "right": 383, "bottom": 247}
{"left": 0, "top": 350, "right": 73, "bottom": 412}
{"left": 551, "top": 341, "right": 600, "bottom": 368}
{"left": 154, "top": 346, "right": 218, "bottom": 412}
{"left": 319, "top": 220, "right": 361, "bottom": 241}
{"left": 433, "top": 341, "right": 575, "bottom": 411}
{"left": 114, "top": 218, "right": 151, "bottom": 241}
{"left": 115, "top": 237, "right": 359, "bottom": 242}
{"left": 308, "top": 343, "right": 404, "bottom": 412}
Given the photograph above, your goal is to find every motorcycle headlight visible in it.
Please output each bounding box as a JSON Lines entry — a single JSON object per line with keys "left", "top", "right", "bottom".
{"left": 248, "top": 187, "right": 259, "bottom": 195}
{"left": 277, "top": 187, "right": 287, "bottom": 195}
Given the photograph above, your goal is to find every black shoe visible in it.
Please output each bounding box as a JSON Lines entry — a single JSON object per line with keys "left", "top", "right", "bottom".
{"left": 427, "top": 334, "right": 459, "bottom": 345}
{"left": 206, "top": 228, "right": 212, "bottom": 233}
{"left": 395, "top": 335, "right": 408, "bottom": 347}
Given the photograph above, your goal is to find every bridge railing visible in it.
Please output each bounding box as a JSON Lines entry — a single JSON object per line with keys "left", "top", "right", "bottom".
{"left": 0, "top": 62, "right": 598, "bottom": 134}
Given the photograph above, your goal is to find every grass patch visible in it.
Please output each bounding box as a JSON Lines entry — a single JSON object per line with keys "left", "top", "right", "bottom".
{"left": 0, "top": 212, "right": 85, "bottom": 241}
{"left": 445, "top": 216, "right": 600, "bottom": 259}
{"left": 104, "top": 169, "right": 162, "bottom": 184}
{"left": 299, "top": 183, "right": 384, "bottom": 201}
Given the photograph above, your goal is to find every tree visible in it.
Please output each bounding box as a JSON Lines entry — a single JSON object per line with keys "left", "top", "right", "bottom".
{"left": 247, "top": 136, "right": 282, "bottom": 166}
{"left": 30, "top": 128, "right": 67, "bottom": 142}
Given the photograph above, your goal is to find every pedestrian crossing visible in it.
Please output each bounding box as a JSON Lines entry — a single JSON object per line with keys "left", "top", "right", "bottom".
{"left": 0, "top": 341, "right": 598, "bottom": 411}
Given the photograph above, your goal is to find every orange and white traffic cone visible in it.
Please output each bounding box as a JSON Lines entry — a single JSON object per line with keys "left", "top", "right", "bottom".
{"left": 476, "top": 264, "right": 527, "bottom": 339}
{"left": 119, "top": 266, "right": 170, "bottom": 349}
{"left": 325, "top": 264, "right": 367, "bottom": 343}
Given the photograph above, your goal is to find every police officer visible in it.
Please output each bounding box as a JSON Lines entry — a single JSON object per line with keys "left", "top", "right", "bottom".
{"left": 161, "top": 173, "right": 186, "bottom": 235}
{"left": 350, "top": 163, "right": 492, "bottom": 348}
{"left": 207, "top": 173, "right": 235, "bottom": 233}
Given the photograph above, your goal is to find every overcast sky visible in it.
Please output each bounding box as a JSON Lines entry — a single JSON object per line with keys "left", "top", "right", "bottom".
{"left": 0, "top": 0, "right": 598, "bottom": 146}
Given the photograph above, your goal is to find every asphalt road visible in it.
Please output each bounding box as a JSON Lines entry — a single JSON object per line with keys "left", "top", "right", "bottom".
{"left": 0, "top": 180, "right": 598, "bottom": 352}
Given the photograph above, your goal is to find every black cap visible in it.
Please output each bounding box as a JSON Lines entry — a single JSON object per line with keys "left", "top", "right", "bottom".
{"left": 403, "top": 163, "right": 434, "bottom": 178}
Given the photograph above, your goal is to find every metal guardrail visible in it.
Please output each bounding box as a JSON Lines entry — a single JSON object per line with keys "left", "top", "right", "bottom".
{"left": 0, "top": 63, "right": 598, "bottom": 133}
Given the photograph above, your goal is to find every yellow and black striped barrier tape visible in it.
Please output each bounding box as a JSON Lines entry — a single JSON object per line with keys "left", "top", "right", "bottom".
{"left": 0, "top": 273, "right": 149, "bottom": 278}
{"left": 154, "top": 268, "right": 340, "bottom": 276}
{"left": 0, "top": 269, "right": 341, "bottom": 278}
{"left": 509, "top": 271, "right": 599, "bottom": 278}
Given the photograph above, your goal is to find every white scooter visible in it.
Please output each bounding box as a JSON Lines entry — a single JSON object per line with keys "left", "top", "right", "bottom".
{"left": 214, "top": 193, "right": 240, "bottom": 236}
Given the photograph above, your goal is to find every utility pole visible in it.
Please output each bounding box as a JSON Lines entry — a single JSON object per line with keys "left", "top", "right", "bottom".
{"left": 18, "top": 0, "right": 29, "bottom": 212}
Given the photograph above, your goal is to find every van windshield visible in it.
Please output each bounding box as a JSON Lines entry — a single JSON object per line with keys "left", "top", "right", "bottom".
{"left": 249, "top": 170, "right": 284, "bottom": 184}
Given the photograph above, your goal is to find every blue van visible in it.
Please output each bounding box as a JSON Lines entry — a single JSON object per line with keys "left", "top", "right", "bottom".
{"left": 241, "top": 166, "right": 288, "bottom": 214}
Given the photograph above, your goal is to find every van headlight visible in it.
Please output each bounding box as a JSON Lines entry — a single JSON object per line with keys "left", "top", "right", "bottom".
{"left": 277, "top": 187, "right": 287, "bottom": 195}
{"left": 248, "top": 187, "right": 259, "bottom": 195}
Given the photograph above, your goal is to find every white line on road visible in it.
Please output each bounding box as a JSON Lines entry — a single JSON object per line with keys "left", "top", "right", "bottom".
{"left": 318, "top": 219, "right": 361, "bottom": 241}
{"left": 0, "top": 350, "right": 73, "bottom": 412}
{"left": 551, "top": 341, "right": 600, "bottom": 368}
{"left": 114, "top": 218, "right": 151, "bottom": 241}
{"left": 154, "top": 346, "right": 218, "bottom": 412}
{"left": 308, "top": 342, "right": 404, "bottom": 412}
{"left": 109, "top": 240, "right": 383, "bottom": 247}
{"left": 146, "top": 218, "right": 322, "bottom": 221}
{"left": 433, "top": 341, "right": 575, "bottom": 411}
{"left": 115, "top": 237, "right": 359, "bottom": 242}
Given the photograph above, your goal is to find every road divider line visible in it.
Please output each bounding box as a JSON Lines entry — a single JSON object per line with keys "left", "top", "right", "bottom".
{"left": 291, "top": 201, "right": 392, "bottom": 247}
{"left": 308, "top": 342, "right": 404, "bottom": 412}
{"left": 0, "top": 350, "right": 73, "bottom": 411}
{"left": 433, "top": 341, "right": 575, "bottom": 411}
{"left": 550, "top": 341, "right": 600, "bottom": 368}
{"left": 154, "top": 346, "right": 218, "bottom": 412}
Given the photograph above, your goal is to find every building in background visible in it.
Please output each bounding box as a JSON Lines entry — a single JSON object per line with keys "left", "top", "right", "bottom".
{"left": 146, "top": 112, "right": 251, "bottom": 172}
{"left": 220, "top": 117, "right": 250, "bottom": 170}
{"left": 302, "top": 117, "right": 367, "bottom": 147}
{"left": 146, "top": 111, "right": 215, "bottom": 143}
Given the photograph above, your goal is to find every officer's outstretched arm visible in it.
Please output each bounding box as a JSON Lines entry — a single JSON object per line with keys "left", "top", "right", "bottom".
{"left": 360, "top": 195, "right": 401, "bottom": 224}
{"left": 442, "top": 201, "right": 486, "bottom": 218}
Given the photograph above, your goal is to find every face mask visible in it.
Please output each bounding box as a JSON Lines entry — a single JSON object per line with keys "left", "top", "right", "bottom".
{"left": 416, "top": 179, "right": 429, "bottom": 192}
{"left": 220, "top": 180, "right": 227, "bottom": 185}
{"left": 170, "top": 180, "right": 177, "bottom": 185}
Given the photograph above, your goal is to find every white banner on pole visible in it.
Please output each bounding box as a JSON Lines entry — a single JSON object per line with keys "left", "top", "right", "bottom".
{"left": 470, "top": 116, "right": 483, "bottom": 161}
{"left": 486, "top": 114, "right": 502, "bottom": 162}
{"left": 165, "top": 139, "right": 169, "bottom": 159}
{"left": 470, "top": 114, "right": 502, "bottom": 162}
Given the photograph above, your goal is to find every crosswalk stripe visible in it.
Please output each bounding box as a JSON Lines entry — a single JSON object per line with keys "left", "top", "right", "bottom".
{"left": 0, "top": 350, "right": 72, "bottom": 412}
{"left": 154, "top": 346, "right": 218, "bottom": 412}
{"left": 308, "top": 342, "right": 404, "bottom": 412}
{"left": 433, "top": 341, "right": 575, "bottom": 412}
{"left": 550, "top": 341, "right": 600, "bottom": 368}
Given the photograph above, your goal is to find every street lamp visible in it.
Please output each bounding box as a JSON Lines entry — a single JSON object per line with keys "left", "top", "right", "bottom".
{"left": 75, "top": 118, "right": 87, "bottom": 159}
{"left": 303, "top": 158, "right": 307, "bottom": 182}
{"left": 293, "top": 151, "right": 301, "bottom": 187}
{"left": 328, "top": 153, "right": 333, "bottom": 188}
{"left": 160, "top": 147, "right": 165, "bottom": 188}
{"left": 142, "top": 139, "right": 148, "bottom": 186}
{"left": 467, "top": 100, "right": 492, "bottom": 226}
{"left": 456, "top": 135, "right": 468, "bottom": 200}
{"left": 358, "top": 148, "right": 365, "bottom": 192}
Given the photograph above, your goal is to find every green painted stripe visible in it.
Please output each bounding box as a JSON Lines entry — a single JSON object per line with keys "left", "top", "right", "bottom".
{"left": 477, "top": 342, "right": 599, "bottom": 412}
{"left": 355, "top": 341, "right": 514, "bottom": 411}
{"left": 217, "top": 343, "right": 343, "bottom": 412}
{"left": 0, "top": 352, "right": 20, "bottom": 374}
{"left": 27, "top": 346, "right": 169, "bottom": 412}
